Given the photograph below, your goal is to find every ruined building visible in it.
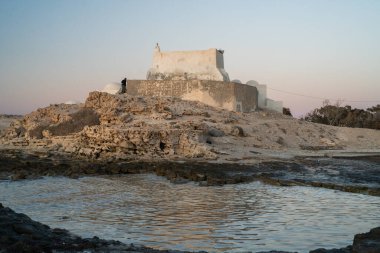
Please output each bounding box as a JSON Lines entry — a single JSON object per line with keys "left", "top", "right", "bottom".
{"left": 114, "top": 44, "right": 282, "bottom": 113}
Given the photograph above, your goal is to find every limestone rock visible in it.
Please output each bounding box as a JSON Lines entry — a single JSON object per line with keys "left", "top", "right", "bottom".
{"left": 1, "top": 91, "right": 380, "bottom": 162}
{"left": 353, "top": 227, "right": 380, "bottom": 253}
{"left": 208, "top": 127, "right": 225, "bottom": 137}
{"left": 231, "top": 125, "right": 245, "bottom": 137}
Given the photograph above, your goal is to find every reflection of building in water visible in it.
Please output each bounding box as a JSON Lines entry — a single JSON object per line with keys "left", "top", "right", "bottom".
{"left": 142, "top": 182, "right": 265, "bottom": 252}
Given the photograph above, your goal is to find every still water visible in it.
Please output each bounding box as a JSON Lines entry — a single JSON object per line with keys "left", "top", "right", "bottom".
{"left": 1, "top": 174, "right": 379, "bottom": 253}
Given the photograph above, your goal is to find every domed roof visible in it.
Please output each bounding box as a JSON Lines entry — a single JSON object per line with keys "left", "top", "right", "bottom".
{"left": 246, "top": 80, "right": 259, "bottom": 86}
{"left": 231, "top": 79, "right": 242, "bottom": 84}
{"left": 101, "top": 83, "right": 120, "bottom": 95}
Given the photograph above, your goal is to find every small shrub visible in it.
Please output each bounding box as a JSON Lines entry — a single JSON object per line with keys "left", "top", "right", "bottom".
{"left": 302, "top": 104, "right": 380, "bottom": 130}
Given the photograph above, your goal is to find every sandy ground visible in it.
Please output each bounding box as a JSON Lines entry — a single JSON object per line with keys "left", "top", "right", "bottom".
{"left": 209, "top": 114, "right": 380, "bottom": 162}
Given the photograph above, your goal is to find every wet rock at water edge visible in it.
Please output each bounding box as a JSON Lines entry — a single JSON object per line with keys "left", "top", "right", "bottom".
{"left": 0, "top": 203, "right": 190, "bottom": 253}
{"left": 309, "top": 246, "right": 352, "bottom": 253}
{"left": 353, "top": 227, "right": 380, "bottom": 253}
{"left": 256, "top": 251, "right": 298, "bottom": 253}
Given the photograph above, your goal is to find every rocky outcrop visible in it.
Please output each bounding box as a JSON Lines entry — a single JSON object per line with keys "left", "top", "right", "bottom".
{"left": 1, "top": 92, "right": 219, "bottom": 160}
{"left": 0, "top": 91, "right": 379, "bottom": 195}
{"left": 1, "top": 91, "right": 380, "bottom": 163}
{"left": 1, "top": 149, "right": 379, "bottom": 196}
{"left": 353, "top": 227, "right": 380, "bottom": 253}
{"left": 309, "top": 227, "right": 380, "bottom": 253}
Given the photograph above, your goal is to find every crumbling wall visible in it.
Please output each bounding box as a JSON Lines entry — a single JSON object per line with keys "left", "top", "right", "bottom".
{"left": 127, "top": 80, "right": 257, "bottom": 113}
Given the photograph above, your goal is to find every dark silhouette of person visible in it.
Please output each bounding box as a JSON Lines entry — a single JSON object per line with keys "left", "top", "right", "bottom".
{"left": 120, "top": 78, "right": 127, "bottom": 94}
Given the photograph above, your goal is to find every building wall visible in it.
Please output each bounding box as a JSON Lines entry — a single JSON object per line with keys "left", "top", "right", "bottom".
{"left": 246, "top": 81, "right": 267, "bottom": 108}
{"left": 266, "top": 99, "right": 283, "bottom": 113}
{"left": 147, "top": 47, "right": 230, "bottom": 82}
{"left": 246, "top": 80, "right": 283, "bottom": 113}
{"left": 255, "top": 84, "right": 267, "bottom": 109}
{"left": 127, "top": 80, "right": 257, "bottom": 113}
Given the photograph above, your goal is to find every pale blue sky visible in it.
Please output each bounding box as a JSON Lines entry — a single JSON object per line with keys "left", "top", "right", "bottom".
{"left": 1, "top": 0, "right": 379, "bottom": 117}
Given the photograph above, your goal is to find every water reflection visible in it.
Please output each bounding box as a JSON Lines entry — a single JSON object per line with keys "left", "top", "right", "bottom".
{"left": 1, "top": 174, "right": 379, "bottom": 253}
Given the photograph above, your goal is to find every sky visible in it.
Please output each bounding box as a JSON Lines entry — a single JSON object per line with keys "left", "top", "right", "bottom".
{"left": 0, "top": 0, "right": 379, "bottom": 117}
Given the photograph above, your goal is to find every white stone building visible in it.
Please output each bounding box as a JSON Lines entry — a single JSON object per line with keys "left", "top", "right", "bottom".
{"left": 246, "top": 80, "right": 283, "bottom": 113}
{"left": 147, "top": 44, "right": 230, "bottom": 81}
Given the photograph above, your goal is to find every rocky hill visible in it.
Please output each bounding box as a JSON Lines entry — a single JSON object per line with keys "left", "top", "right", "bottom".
{"left": 1, "top": 91, "right": 380, "bottom": 162}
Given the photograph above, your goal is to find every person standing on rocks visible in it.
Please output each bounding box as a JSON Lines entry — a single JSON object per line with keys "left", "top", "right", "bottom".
{"left": 120, "top": 78, "right": 127, "bottom": 94}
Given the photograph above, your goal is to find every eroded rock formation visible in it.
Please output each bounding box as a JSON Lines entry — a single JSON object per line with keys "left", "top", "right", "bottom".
{"left": 1, "top": 91, "right": 380, "bottom": 163}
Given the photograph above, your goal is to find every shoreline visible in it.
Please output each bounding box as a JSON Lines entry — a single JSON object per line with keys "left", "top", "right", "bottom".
{"left": 1, "top": 148, "right": 379, "bottom": 196}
